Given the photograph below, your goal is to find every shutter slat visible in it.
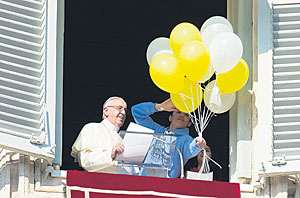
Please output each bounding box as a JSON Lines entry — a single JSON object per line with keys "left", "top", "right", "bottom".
{"left": 0, "top": 67, "right": 43, "bottom": 86}
{"left": 274, "top": 98, "right": 300, "bottom": 107}
{"left": 0, "top": 25, "right": 43, "bottom": 43}
{"left": 0, "top": 60, "right": 42, "bottom": 77}
{"left": 0, "top": 8, "right": 44, "bottom": 26}
{"left": 274, "top": 46, "right": 300, "bottom": 55}
{"left": 273, "top": 73, "right": 300, "bottom": 81}
{"left": 274, "top": 148, "right": 300, "bottom": 153}
{"left": 274, "top": 107, "right": 300, "bottom": 115}
{"left": 0, "top": 85, "right": 43, "bottom": 104}
{"left": 274, "top": 139, "right": 300, "bottom": 146}
{"left": 274, "top": 150, "right": 300, "bottom": 160}
{"left": 0, "top": 1, "right": 44, "bottom": 18}
{"left": 0, "top": 120, "right": 40, "bottom": 137}
{"left": 0, "top": 43, "right": 43, "bottom": 60}
{"left": 0, "top": 34, "right": 43, "bottom": 52}
{"left": 274, "top": 130, "right": 300, "bottom": 139}
{"left": 272, "top": 3, "right": 300, "bottom": 162}
{"left": 274, "top": 89, "right": 300, "bottom": 98}
{"left": 274, "top": 63, "right": 300, "bottom": 73}
{"left": 0, "top": 103, "right": 42, "bottom": 120}
{"left": 273, "top": 4, "right": 300, "bottom": 14}
{"left": 274, "top": 80, "right": 300, "bottom": 89}
{"left": 274, "top": 54, "right": 300, "bottom": 60}
{"left": 0, "top": 93, "right": 42, "bottom": 111}
{"left": 273, "top": 38, "right": 300, "bottom": 47}
{"left": 3, "top": 0, "right": 44, "bottom": 11}
{"left": 0, "top": 110, "right": 42, "bottom": 127}
{"left": 0, "top": 51, "right": 43, "bottom": 69}
{"left": 274, "top": 86, "right": 300, "bottom": 92}
{"left": 0, "top": 127, "right": 32, "bottom": 138}
{"left": 274, "top": 30, "right": 300, "bottom": 39}
{"left": 274, "top": 123, "right": 300, "bottom": 132}
{"left": 273, "top": 13, "right": 300, "bottom": 22}
{"left": 0, "top": 17, "right": 44, "bottom": 35}
{"left": 273, "top": 21, "right": 300, "bottom": 30}
{"left": 0, "top": 78, "right": 42, "bottom": 95}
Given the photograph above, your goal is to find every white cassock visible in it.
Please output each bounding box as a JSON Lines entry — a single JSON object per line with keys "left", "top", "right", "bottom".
{"left": 71, "top": 119, "right": 122, "bottom": 173}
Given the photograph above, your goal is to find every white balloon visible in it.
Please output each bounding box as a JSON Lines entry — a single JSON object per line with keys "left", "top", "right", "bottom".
{"left": 209, "top": 32, "right": 243, "bottom": 73}
{"left": 200, "top": 16, "right": 233, "bottom": 33}
{"left": 197, "top": 65, "right": 214, "bottom": 83}
{"left": 202, "top": 23, "right": 233, "bottom": 49}
{"left": 204, "top": 80, "right": 236, "bottom": 114}
{"left": 151, "top": 49, "right": 174, "bottom": 63}
{"left": 146, "top": 37, "right": 172, "bottom": 66}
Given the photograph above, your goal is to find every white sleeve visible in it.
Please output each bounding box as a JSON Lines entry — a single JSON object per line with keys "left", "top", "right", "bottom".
{"left": 78, "top": 149, "right": 113, "bottom": 171}
{"left": 73, "top": 122, "right": 119, "bottom": 171}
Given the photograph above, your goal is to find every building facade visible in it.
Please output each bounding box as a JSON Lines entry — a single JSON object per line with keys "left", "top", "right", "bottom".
{"left": 1, "top": 0, "right": 300, "bottom": 197}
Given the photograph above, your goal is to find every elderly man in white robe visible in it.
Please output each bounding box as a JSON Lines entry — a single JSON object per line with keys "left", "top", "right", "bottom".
{"left": 71, "top": 96, "right": 127, "bottom": 173}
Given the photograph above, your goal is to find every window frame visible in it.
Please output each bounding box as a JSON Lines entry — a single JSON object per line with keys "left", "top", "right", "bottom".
{"left": 257, "top": 0, "right": 300, "bottom": 176}
{"left": 0, "top": 0, "right": 64, "bottom": 164}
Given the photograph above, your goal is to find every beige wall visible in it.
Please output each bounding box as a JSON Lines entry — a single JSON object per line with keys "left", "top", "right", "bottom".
{"left": 227, "top": 0, "right": 300, "bottom": 197}
{"left": 0, "top": 150, "right": 65, "bottom": 198}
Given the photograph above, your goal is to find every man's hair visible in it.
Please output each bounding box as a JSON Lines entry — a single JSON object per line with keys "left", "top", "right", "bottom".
{"left": 102, "top": 96, "right": 124, "bottom": 119}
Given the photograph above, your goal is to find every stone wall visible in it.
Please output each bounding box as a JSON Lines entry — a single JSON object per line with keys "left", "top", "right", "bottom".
{"left": 0, "top": 149, "right": 66, "bottom": 198}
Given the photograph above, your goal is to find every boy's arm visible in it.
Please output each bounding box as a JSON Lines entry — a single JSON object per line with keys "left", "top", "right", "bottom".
{"left": 131, "top": 102, "right": 167, "bottom": 133}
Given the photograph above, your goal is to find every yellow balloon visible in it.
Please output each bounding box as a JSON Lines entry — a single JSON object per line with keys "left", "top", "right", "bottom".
{"left": 150, "top": 53, "right": 184, "bottom": 93}
{"left": 170, "top": 22, "right": 202, "bottom": 56}
{"left": 179, "top": 40, "right": 210, "bottom": 82}
{"left": 216, "top": 58, "right": 249, "bottom": 94}
{"left": 171, "top": 78, "right": 202, "bottom": 113}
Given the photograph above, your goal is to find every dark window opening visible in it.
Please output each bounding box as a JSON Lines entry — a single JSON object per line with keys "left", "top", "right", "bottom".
{"left": 62, "top": 0, "right": 229, "bottom": 181}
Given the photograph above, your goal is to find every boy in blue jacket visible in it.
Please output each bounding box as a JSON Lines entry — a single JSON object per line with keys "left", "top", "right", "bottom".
{"left": 131, "top": 98, "right": 206, "bottom": 178}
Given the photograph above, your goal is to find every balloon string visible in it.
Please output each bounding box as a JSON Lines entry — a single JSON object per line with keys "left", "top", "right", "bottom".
{"left": 179, "top": 83, "right": 215, "bottom": 140}
{"left": 197, "top": 83, "right": 203, "bottom": 134}
{"left": 180, "top": 94, "right": 201, "bottom": 134}
{"left": 202, "top": 112, "right": 214, "bottom": 132}
{"left": 180, "top": 86, "right": 214, "bottom": 135}
{"left": 202, "top": 104, "right": 207, "bottom": 131}
{"left": 189, "top": 85, "right": 199, "bottom": 135}
{"left": 203, "top": 106, "right": 209, "bottom": 130}
{"left": 181, "top": 91, "right": 202, "bottom": 136}
{"left": 198, "top": 153, "right": 222, "bottom": 179}
{"left": 192, "top": 83, "right": 201, "bottom": 135}
{"left": 206, "top": 155, "right": 223, "bottom": 170}
{"left": 198, "top": 149, "right": 206, "bottom": 176}
{"left": 197, "top": 150, "right": 211, "bottom": 178}
{"left": 180, "top": 92, "right": 198, "bottom": 131}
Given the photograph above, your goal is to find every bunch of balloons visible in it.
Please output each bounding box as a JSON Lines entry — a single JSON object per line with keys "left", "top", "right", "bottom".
{"left": 146, "top": 16, "right": 249, "bottom": 117}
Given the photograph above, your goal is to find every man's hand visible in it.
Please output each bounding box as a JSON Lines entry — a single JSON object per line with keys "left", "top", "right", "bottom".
{"left": 111, "top": 143, "right": 124, "bottom": 159}
{"left": 155, "top": 98, "right": 178, "bottom": 112}
{"left": 196, "top": 137, "right": 206, "bottom": 149}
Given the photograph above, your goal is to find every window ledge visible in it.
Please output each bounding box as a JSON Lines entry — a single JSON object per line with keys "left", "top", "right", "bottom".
{"left": 51, "top": 170, "right": 67, "bottom": 179}
{"left": 240, "top": 184, "right": 254, "bottom": 193}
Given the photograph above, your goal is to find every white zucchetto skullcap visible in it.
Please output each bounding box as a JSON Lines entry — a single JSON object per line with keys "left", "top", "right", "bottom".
{"left": 102, "top": 96, "right": 123, "bottom": 109}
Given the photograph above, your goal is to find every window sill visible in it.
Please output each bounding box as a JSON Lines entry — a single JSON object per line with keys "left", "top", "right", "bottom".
{"left": 51, "top": 169, "right": 67, "bottom": 179}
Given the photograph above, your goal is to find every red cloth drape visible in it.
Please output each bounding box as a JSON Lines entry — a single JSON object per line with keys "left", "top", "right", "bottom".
{"left": 67, "top": 170, "right": 240, "bottom": 198}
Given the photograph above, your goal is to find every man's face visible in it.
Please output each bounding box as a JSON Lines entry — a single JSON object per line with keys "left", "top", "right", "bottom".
{"left": 103, "top": 98, "right": 127, "bottom": 128}
{"left": 169, "top": 110, "right": 191, "bottom": 130}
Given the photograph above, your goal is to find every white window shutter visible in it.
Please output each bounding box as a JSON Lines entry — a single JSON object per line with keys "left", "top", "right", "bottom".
{"left": 0, "top": 0, "right": 62, "bottom": 162}
{"left": 271, "top": 2, "right": 300, "bottom": 171}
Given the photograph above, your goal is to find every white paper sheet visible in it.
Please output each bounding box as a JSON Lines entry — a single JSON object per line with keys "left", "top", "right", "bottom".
{"left": 115, "top": 122, "right": 154, "bottom": 163}
{"left": 186, "top": 171, "right": 213, "bottom": 181}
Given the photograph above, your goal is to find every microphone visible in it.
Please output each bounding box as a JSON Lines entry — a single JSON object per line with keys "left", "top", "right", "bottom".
{"left": 152, "top": 136, "right": 184, "bottom": 179}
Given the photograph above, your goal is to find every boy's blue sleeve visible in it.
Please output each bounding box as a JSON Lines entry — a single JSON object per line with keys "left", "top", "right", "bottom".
{"left": 131, "top": 102, "right": 167, "bottom": 133}
{"left": 182, "top": 137, "right": 202, "bottom": 164}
